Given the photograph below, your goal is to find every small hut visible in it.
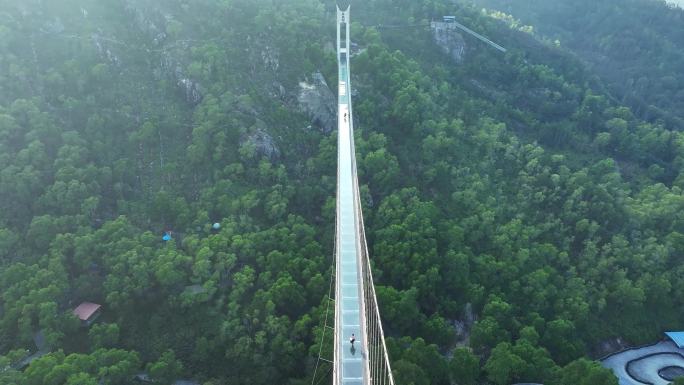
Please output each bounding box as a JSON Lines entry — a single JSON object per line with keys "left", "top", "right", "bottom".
{"left": 73, "top": 302, "right": 102, "bottom": 327}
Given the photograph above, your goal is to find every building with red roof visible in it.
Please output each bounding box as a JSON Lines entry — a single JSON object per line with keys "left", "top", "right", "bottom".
{"left": 73, "top": 302, "right": 102, "bottom": 327}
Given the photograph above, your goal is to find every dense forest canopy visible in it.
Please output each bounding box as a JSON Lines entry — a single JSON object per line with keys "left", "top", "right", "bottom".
{"left": 473, "top": 0, "right": 684, "bottom": 130}
{"left": 1, "top": 0, "right": 683, "bottom": 384}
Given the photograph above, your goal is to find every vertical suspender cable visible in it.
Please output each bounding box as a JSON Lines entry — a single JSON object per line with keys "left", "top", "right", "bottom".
{"left": 310, "top": 243, "right": 336, "bottom": 385}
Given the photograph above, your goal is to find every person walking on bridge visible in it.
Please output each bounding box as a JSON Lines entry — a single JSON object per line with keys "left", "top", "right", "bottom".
{"left": 349, "top": 333, "right": 356, "bottom": 346}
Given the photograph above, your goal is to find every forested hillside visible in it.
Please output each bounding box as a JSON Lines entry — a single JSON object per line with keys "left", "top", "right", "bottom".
{"left": 472, "top": 0, "right": 684, "bottom": 129}
{"left": 1, "top": 0, "right": 683, "bottom": 384}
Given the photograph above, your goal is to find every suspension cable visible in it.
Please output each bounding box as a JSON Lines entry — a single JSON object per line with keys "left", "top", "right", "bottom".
{"left": 310, "top": 234, "right": 337, "bottom": 385}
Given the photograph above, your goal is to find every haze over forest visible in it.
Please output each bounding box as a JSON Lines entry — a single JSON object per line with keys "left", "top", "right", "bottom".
{"left": 1, "top": 0, "right": 684, "bottom": 385}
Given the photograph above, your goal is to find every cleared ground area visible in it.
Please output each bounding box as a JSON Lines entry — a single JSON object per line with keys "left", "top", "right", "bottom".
{"left": 601, "top": 340, "right": 684, "bottom": 385}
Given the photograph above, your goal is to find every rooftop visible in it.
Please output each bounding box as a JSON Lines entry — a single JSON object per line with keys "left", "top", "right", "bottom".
{"left": 73, "top": 302, "right": 101, "bottom": 321}
{"left": 665, "top": 331, "right": 684, "bottom": 348}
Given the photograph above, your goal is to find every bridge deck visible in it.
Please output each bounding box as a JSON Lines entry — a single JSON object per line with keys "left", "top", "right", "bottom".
{"left": 335, "top": 6, "right": 368, "bottom": 385}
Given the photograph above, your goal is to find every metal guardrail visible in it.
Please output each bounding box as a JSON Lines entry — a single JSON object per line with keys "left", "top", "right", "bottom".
{"left": 333, "top": 6, "right": 395, "bottom": 385}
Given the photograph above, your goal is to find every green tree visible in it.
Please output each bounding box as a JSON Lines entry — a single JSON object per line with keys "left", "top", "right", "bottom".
{"left": 554, "top": 358, "right": 618, "bottom": 385}
{"left": 484, "top": 342, "right": 525, "bottom": 385}
{"left": 147, "top": 350, "right": 183, "bottom": 385}
{"left": 89, "top": 323, "right": 120, "bottom": 349}
{"left": 449, "top": 348, "right": 480, "bottom": 385}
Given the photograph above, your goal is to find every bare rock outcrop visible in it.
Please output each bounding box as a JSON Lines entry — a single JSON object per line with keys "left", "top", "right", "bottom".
{"left": 297, "top": 72, "right": 336, "bottom": 134}
{"left": 594, "top": 337, "right": 630, "bottom": 358}
{"left": 91, "top": 33, "right": 122, "bottom": 67}
{"left": 453, "top": 303, "right": 476, "bottom": 346}
{"left": 123, "top": 1, "right": 203, "bottom": 105}
{"left": 431, "top": 21, "right": 467, "bottom": 63}
{"left": 241, "top": 127, "right": 280, "bottom": 161}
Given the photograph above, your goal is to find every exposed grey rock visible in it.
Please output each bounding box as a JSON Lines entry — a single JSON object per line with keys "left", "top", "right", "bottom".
{"left": 453, "top": 303, "right": 475, "bottom": 347}
{"left": 463, "top": 302, "right": 475, "bottom": 327}
{"left": 124, "top": 0, "right": 167, "bottom": 46}
{"left": 453, "top": 320, "right": 467, "bottom": 339}
{"left": 595, "top": 336, "right": 629, "bottom": 358}
{"left": 364, "top": 190, "right": 374, "bottom": 208}
{"left": 177, "top": 76, "right": 203, "bottom": 105}
{"left": 183, "top": 284, "right": 207, "bottom": 296}
{"left": 155, "top": 52, "right": 203, "bottom": 105}
{"left": 134, "top": 373, "right": 152, "bottom": 383}
{"left": 153, "top": 31, "right": 168, "bottom": 46}
{"left": 123, "top": 1, "right": 201, "bottom": 105}
{"left": 349, "top": 41, "right": 366, "bottom": 58}
{"left": 261, "top": 45, "right": 280, "bottom": 72}
{"left": 351, "top": 47, "right": 367, "bottom": 59}
{"left": 431, "top": 21, "right": 467, "bottom": 63}
{"left": 242, "top": 128, "right": 280, "bottom": 161}
{"left": 298, "top": 72, "right": 336, "bottom": 134}
{"left": 33, "top": 330, "right": 48, "bottom": 352}
{"left": 269, "top": 81, "right": 286, "bottom": 99}
{"left": 91, "top": 33, "right": 122, "bottom": 67}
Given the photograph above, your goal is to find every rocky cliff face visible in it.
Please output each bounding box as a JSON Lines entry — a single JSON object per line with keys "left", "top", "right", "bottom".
{"left": 91, "top": 33, "right": 122, "bottom": 68}
{"left": 162, "top": 54, "right": 203, "bottom": 105}
{"left": 241, "top": 127, "right": 280, "bottom": 161}
{"left": 123, "top": 1, "right": 203, "bottom": 105}
{"left": 297, "top": 72, "right": 336, "bottom": 134}
{"left": 453, "top": 302, "right": 475, "bottom": 347}
{"left": 431, "top": 21, "right": 467, "bottom": 63}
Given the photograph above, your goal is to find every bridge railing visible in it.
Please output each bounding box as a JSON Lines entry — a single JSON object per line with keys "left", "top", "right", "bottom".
{"left": 331, "top": 5, "right": 395, "bottom": 385}
{"left": 349, "top": 91, "right": 395, "bottom": 385}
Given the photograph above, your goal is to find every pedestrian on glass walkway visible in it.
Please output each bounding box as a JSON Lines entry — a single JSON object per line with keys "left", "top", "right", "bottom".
{"left": 350, "top": 333, "right": 356, "bottom": 346}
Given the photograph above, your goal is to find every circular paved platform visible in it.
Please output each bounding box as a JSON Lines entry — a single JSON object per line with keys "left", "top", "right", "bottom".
{"left": 601, "top": 341, "right": 684, "bottom": 385}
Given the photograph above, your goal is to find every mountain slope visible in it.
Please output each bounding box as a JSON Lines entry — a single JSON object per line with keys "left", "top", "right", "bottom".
{"left": 1, "top": 1, "right": 683, "bottom": 385}
{"left": 471, "top": 0, "right": 684, "bottom": 130}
